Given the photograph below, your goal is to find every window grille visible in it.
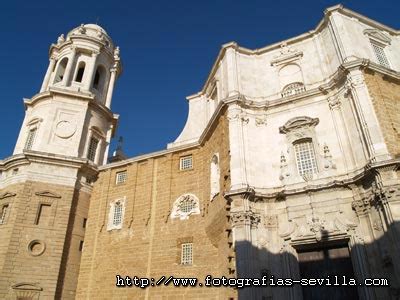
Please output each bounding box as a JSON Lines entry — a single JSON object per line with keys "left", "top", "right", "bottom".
{"left": 294, "top": 140, "right": 318, "bottom": 176}
{"left": 181, "top": 243, "right": 193, "bottom": 265}
{"left": 179, "top": 198, "right": 195, "bottom": 213}
{"left": 25, "top": 128, "right": 37, "bottom": 150}
{"left": 371, "top": 42, "right": 390, "bottom": 68}
{"left": 113, "top": 202, "right": 123, "bottom": 226}
{"left": 87, "top": 137, "right": 99, "bottom": 162}
{"left": 281, "top": 82, "right": 306, "bottom": 98}
{"left": 116, "top": 171, "right": 127, "bottom": 184}
{"left": 180, "top": 156, "right": 193, "bottom": 170}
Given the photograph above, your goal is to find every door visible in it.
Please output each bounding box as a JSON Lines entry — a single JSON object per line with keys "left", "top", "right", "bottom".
{"left": 298, "top": 245, "right": 359, "bottom": 300}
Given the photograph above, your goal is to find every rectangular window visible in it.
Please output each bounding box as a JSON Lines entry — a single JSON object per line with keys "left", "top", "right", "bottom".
{"left": 87, "top": 137, "right": 99, "bottom": 162}
{"left": 0, "top": 204, "right": 9, "bottom": 224}
{"left": 371, "top": 42, "right": 390, "bottom": 68}
{"left": 181, "top": 243, "right": 193, "bottom": 265}
{"left": 83, "top": 218, "right": 87, "bottom": 228}
{"left": 116, "top": 170, "right": 127, "bottom": 184}
{"left": 180, "top": 155, "right": 193, "bottom": 170}
{"left": 294, "top": 140, "right": 318, "bottom": 176}
{"left": 35, "top": 204, "right": 52, "bottom": 226}
{"left": 79, "top": 240, "right": 84, "bottom": 252}
{"left": 113, "top": 202, "right": 123, "bottom": 226}
{"left": 25, "top": 128, "right": 37, "bottom": 150}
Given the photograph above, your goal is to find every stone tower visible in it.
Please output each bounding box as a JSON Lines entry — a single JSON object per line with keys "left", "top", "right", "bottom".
{"left": 0, "top": 24, "right": 121, "bottom": 299}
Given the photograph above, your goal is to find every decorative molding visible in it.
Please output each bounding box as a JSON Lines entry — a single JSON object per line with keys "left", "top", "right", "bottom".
{"left": 0, "top": 192, "right": 16, "bottom": 200}
{"left": 55, "top": 120, "right": 77, "bottom": 139}
{"left": 352, "top": 198, "right": 371, "bottom": 216}
{"left": 271, "top": 42, "right": 303, "bottom": 66}
{"left": 264, "top": 215, "right": 278, "bottom": 229}
{"left": 363, "top": 29, "right": 391, "bottom": 45}
{"left": 307, "top": 215, "right": 326, "bottom": 241}
{"left": 171, "top": 194, "right": 200, "bottom": 220}
{"left": 279, "top": 116, "right": 319, "bottom": 134}
{"left": 230, "top": 210, "right": 260, "bottom": 228}
{"left": 35, "top": 191, "right": 61, "bottom": 198}
{"left": 255, "top": 114, "right": 267, "bottom": 126}
{"left": 27, "top": 240, "right": 46, "bottom": 257}
{"left": 327, "top": 95, "right": 342, "bottom": 110}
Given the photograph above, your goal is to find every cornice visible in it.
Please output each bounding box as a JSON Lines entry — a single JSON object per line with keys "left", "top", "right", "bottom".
{"left": 225, "top": 158, "right": 400, "bottom": 200}
{"left": 0, "top": 151, "right": 98, "bottom": 174}
{"left": 194, "top": 5, "right": 399, "bottom": 99}
{"left": 100, "top": 59, "right": 400, "bottom": 171}
{"left": 24, "top": 88, "right": 118, "bottom": 124}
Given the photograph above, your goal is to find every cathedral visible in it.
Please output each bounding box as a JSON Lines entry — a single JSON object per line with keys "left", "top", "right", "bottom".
{"left": 1, "top": 4, "right": 400, "bottom": 300}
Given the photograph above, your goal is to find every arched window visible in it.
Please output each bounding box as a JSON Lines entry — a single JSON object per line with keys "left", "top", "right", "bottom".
{"left": 54, "top": 57, "right": 68, "bottom": 83}
{"left": 112, "top": 201, "right": 123, "bottom": 226}
{"left": 210, "top": 154, "right": 220, "bottom": 200}
{"left": 281, "top": 82, "right": 306, "bottom": 98}
{"left": 293, "top": 139, "right": 318, "bottom": 176}
{"left": 75, "top": 61, "right": 85, "bottom": 82}
{"left": 93, "top": 65, "right": 106, "bottom": 91}
{"left": 107, "top": 197, "right": 126, "bottom": 231}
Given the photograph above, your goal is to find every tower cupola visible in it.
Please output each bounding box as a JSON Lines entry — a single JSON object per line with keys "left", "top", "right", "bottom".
{"left": 13, "top": 24, "right": 121, "bottom": 166}
{"left": 40, "top": 23, "right": 122, "bottom": 108}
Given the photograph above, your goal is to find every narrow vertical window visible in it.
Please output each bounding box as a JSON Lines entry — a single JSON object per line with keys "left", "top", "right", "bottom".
{"left": 25, "top": 128, "right": 37, "bottom": 150}
{"left": 87, "top": 137, "right": 99, "bottom": 162}
{"left": 54, "top": 57, "right": 68, "bottom": 83}
{"left": 35, "top": 204, "right": 52, "bottom": 226}
{"left": 294, "top": 140, "right": 318, "bottom": 176}
{"left": 0, "top": 204, "right": 9, "bottom": 224}
{"left": 210, "top": 154, "right": 220, "bottom": 200}
{"left": 75, "top": 61, "right": 85, "bottom": 82}
{"left": 371, "top": 42, "right": 390, "bottom": 68}
{"left": 79, "top": 240, "right": 84, "bottom": 252}
{"left": 93, "top": 65, "right": 105, "bottom": 91}
{"left": 83, "top": 218, "right": 87, "bottom": 228}
{"left": 113, "top": 201, "right": 123, "bottom": 226}
{"left": 181, "top": 243, "right": 193, "bottom": 265}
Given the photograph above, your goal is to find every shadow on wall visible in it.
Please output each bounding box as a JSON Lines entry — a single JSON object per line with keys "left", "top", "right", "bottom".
{"left": 233, "top": 222, "right": 400, "bottom": 300}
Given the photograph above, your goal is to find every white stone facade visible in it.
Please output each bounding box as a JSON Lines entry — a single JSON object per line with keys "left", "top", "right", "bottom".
{"left": 168, "top": 5, "right": 400, "bottom": 299}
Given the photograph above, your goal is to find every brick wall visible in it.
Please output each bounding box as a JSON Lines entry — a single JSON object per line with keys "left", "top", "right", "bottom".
{"left": 76, "top": 110, "right": 237, "bottom": 299}
{"left": 364, "top": 70, "right": 400, "bottom": 158}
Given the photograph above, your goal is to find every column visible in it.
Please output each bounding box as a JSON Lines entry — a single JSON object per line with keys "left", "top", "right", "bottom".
{"left": 103, "top": 126, "right": 113, "bottom": 165}
{"left": 40, "top": 56, "right": 57, "bottom": 92}
{"left": 83, "top": 51, "right": 99, "bottom": 91}
{"left": 105, "top": 67, "right": 117, "bottom": 109}
{"left": 62, "top": 47, "right": 77, "bottom": 86}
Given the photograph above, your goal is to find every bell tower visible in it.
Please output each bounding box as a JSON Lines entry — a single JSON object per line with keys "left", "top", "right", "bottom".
{"left": 0, "top": 24, "right": 121, "bottom": 299}
{"left": 13, "top": 24, "right": 121, "bottom": 165}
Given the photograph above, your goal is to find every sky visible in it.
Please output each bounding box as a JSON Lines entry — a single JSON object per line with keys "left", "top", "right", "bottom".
{"left": 0, "top": 0, "right": 399, "bottom": 160}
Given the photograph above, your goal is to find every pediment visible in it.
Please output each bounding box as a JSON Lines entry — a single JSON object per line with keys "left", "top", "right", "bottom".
{"left": 35, "top": 191, "right": 61, "bottom": 198}
{"left": 0, "top": 192, "right": 16, "bottom": 200}
{"left": 364, "top": 29, "right": 391, "bottom": 45}
{"left": 271, "top": 42, "right": 303, "bottom": 66}
{"left": 279, "top": 116, "right": 319, "bottom": 134}
{"left": 12, "top": 282, "right": 43, "bottom": 291}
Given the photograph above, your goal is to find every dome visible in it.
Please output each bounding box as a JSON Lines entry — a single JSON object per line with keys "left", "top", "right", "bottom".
{"left": 66, "top": 23, "right": 112, "bottom": 43}
{"left": 83, "top": 24, "right": 108, "bottom": 35}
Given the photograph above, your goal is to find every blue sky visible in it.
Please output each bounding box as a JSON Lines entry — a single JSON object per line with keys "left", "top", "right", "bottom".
{"left": 0, "top": 0, "right": 399, "bottom": 160}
